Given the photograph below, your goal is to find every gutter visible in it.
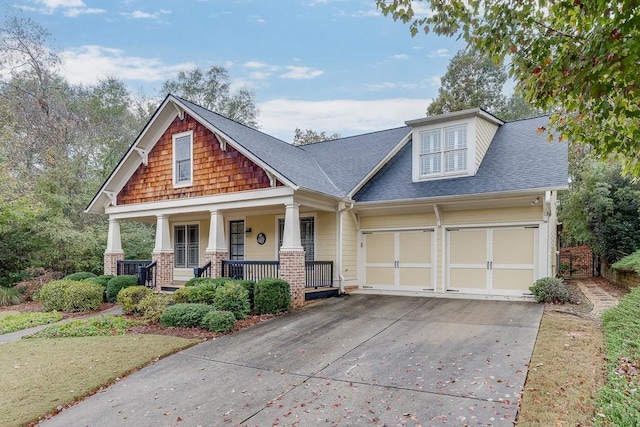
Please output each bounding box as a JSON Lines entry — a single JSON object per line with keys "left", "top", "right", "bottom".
{"left": 337, "top": 200, "right": 355, "bottom": 295}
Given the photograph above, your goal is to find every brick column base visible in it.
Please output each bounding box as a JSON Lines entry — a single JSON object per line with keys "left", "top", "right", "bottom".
{"left": 104, "top": 252, "right": 124, "bottom": 276}
{"left": 152, "top": 252, "right": 174, "bottom": 292}
{"left": 279, "top": 250, "right": 306, "bottom": 308}
{"left": 205, "top": 250, "right": 229, "bottom": 278}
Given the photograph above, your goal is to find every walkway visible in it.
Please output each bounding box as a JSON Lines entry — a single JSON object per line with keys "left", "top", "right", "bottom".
{"left": 0, "top": 306, "right": 122, "bottom": 344}
{"left": 574, "top": 279, "right": 620, "bottom": 319}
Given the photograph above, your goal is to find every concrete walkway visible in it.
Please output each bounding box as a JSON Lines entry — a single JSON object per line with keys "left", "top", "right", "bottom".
{"left": 574, "top": 279, "right": 620, "bottom": 319}
{"left": 0, "top": 306, "right": 122, "bottom": 344}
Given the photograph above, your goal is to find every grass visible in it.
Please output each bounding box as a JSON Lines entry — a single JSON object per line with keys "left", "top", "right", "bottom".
{"left": 596, "top": 287, "right": 640, "bottom": 426}
{"left": 0, "top": 311, "right": 63, "bottom": 334}
{"left": 0, "top": 334, "right": 198, "bottom": 427}
{"left": 518, "top": 310, "right": 606, "bottom": 426}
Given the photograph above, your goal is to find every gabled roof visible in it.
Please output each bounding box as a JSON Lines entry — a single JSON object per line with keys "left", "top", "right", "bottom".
{"left": 354, "top": 115, "right": 568, "bottom": 203}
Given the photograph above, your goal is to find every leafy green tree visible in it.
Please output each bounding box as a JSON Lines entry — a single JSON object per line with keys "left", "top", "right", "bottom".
{"left": 161, "top": 66, "right": 259, "bottom": 128}
{"left": 377, "top": 0, "right": 640, "bottom": 174}
{"left": 497, "top": 93, "right": 543, "bottom": 121}
{"left": 427, "top": 49, "right": 506, "bottom": 116}
{"left": 292, "top": 128, "right": 341, "bottom": 145}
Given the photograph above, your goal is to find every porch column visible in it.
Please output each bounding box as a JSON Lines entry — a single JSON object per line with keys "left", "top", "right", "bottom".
{"left": 205, "top": 210, "right": 228, "bottom": 278}
{"left": 104, "top": 218, "right": 124, "bottom": 276}
{"left": 279, "top": 203, "right": 305, "bottom": 308}
{"left": 152, "top": 214, "right": 173, "bottom": 291}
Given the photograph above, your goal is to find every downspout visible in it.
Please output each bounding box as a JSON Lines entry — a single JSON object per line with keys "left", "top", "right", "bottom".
{"left": 544, "top": 190, "right": 553, "bottom": 277}
{"left": 337, "top": 200, "right": 355, "bottom": 295}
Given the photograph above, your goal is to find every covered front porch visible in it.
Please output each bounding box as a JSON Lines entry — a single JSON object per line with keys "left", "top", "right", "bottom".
{"left": 103, "top": 188, "right": 341, "bottom": 307}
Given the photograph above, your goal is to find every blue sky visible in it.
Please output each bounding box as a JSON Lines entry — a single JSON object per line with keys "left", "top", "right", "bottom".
{"left": 9, "top": 0, "right": 466, "bottom": 141}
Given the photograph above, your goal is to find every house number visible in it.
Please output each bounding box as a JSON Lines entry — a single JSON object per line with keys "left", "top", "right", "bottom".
{"left": 257, "top": 232, "right": 266, "bottom": 245}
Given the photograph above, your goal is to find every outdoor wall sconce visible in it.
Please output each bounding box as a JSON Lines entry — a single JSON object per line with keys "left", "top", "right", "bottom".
{"left": 531, "top": 197, "right": 540, "bottom": 205}
{"left": 245, "top": 227, "right": 252, "bottom": 234}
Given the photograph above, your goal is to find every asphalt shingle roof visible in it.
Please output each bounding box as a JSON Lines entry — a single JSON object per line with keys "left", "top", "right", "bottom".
{"left": 354, "top": 116, "right": 568, "bottom": 202}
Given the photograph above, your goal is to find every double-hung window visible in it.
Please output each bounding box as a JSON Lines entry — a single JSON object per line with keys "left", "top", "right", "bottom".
{"left": 419, "top": 125, "right": 467, "bottom": 177}
{"left": 173, "top": 131, "right": 193, "bottom": 187}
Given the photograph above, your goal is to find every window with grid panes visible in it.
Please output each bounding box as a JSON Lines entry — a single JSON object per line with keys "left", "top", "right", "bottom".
{"left": 278, "top": 217, "right": 314, "bottom": 262}
{"left": 418, "top": 125, "right": 467, "bottom": 177}
{"left": 174, "top": 224, "right": 199, "bottom": 268}
{"left": 173, "top": 132, "right": 192, "bottom": 186}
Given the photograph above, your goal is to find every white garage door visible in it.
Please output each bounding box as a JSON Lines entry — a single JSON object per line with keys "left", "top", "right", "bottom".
{"left": 447, "top": 226, "right": 537, "bottom": 296}
{"left": 364, "top": 230, "right": 434, "bottom": 291}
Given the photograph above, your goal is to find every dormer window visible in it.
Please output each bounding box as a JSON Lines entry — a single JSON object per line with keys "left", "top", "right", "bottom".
{"left": 419, "top": 125, "right": 467, "bottom": 177}
{"left": 173, "top": 131, "right": 193, "bottom": 187}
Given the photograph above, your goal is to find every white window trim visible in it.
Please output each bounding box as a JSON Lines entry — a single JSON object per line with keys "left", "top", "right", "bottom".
{"left": 172, "top": 130, "right": 194, "bottom": 188}
{"left": 412, "top": 117, "right": 477, "bottom": 182}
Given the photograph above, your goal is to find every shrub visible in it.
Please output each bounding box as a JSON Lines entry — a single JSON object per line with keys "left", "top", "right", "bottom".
{"left": 214, "top": 282, "right": 250, "bottom": 319}
{"left": 529, "top": 277, "right": 570, "bottom": 303}
{"left": 160, "top": 303, "right": 215, "bottom": 328}
{"left": 137, "top": 293, "right": 172, "bottom": 323}
{"left": 64, "top": 272, "right": 97, "bottom": 281}
{"left": 0, "top": 286, "right": 23, "bottom": 306}
{"left": 116, "top": 286, "right": 153, "bottom": 315}
{"left": 38, "top": 280, "right": 103, "bottom": 312}
{"left": 105, "top": 275, "right": 138, "bottom": 303}
{"left": 611, "top": 249, "right": 640, "bottom": 274}
{"left": 84, "top": 275, "right": 114, "bottom": 302}
{"left": 189, "top": 283, "right": 219, "bottom": 305}
{"left": 200, "top": 310, "right": 236, "bottom": 332}
{"left": 173, "top": 287, "right": 192, "bottom": 303}
{"left": 254, "top": 278, "right": 291, "bottom": 314}
{"left": 185, "top": 277, "right": 230, "bottom": 287}
{"left": 237, "top": 279, "right": 256, "bottom": 309}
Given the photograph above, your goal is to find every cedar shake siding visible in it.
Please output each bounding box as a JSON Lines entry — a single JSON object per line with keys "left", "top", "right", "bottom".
{"left": 117, "top": 114, "right": 276, "bottom": 205}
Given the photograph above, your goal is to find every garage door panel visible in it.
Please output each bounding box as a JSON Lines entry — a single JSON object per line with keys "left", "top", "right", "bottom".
{"left": 365, "top": 267, "right": 395, "bottom": 286}
{"left": 493, "top": 228, "right": 535, "bottom": 264}
{"left": 492, "top": 269, "right": 535, "bottom": 291}
{"left": 399, "top": 232, "right": 431, "bottom": 264}
{"left": 449, "top": 230, "right": 487, "bottom": 264}
{"left": 399, "top": 267, "right": 431, "bottom": 287}
{"left": 365, "top": 233, "right": 394, "bottom": 264}
{"left": 449, "top": 268, "right": 486, "bottom": 289}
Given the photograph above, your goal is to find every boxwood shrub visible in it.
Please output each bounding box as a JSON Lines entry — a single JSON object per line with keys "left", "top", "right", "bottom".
{"left": 254, "top": 278, "right": 291, "bottom": 314}
{"left": 38, "top": 280, "right": 103, "bottom": 312}
{"left": 173, "top": 287, "right": 192, "bottom": 304}
{"left": 84, "top": 275, "right": 114, "bottom": 301}
{"left": 201, "top": 310, "right": 236, "bottom": 332}
{"left": 138, "top": 293, "right": 172, "bottom": 323}
{"left": 116, "top": 286, "right": 153, "bottom": 315}
{"left": 105, "top": 275, "right": 139, "bottom": 303}
{"left": 160, "top": 303, "right": 216, "bottom": 327}
{"left": 237, "top": 279, "right": 256, "bottom": 310}
{"left": 214, "top": 282, "right": 250, "bottom": 319}
{"left": 189, "top": 283, "right": 219, "bottom": 305}
{"left": 64, "top": 272, "right": 97, "bottom": 281}
{"left": 185, "top": 277, "right": 230, "bottom": 287}
{"left": 529, "top": 277, "right": 570, "bottom": 303}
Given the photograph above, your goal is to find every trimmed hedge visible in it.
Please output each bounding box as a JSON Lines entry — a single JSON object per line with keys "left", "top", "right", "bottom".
{"left": 84, "top": 275, "right": 114, "bottom": 302}
{"left": 529, "top": 277, "right": 570, "bottom": 303}
{"left": 138, "top": 293, "right": 172, "bottom": 323}
{"left": 254, "top": 278, "right": 291, "bottom": 314}
{"left": 160, "top": 303, "right": 215, "bottom": 327}
{"left": 214, "top": 282, "right": 250, "bottom": 319}
{"left": 63, "top": 272, "right": 97, "bottom": 281}
{"left": 38, "top": 280, "right": 103, "bottom": 312}
{"left": 116, "top": 286, "right": 153, "bottom": 315}
{"left": 185, "top": 277, "right": 230, "bottom": 287}
{"left": 201, "top": 310, "right": 236, "bottom": 332}
{"left": 173, "top": 287, "right": 192, "bottom": 304}
{"left": 237, "top": 279, "right": 256, "bottom": 309}
{"left": 105, "top": 275, "right": 138, "bottom": 303}
{"left": 189, "top": 283, "right": 219, "bottom": 305}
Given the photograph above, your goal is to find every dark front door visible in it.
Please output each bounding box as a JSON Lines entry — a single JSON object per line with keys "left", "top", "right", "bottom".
{"left": 229, "top": 220, "right": 245, "bottom": 278}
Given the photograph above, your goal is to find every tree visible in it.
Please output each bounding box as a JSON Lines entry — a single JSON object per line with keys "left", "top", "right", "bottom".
{"left": 427, "top": 49, "right": 506, "bottom": 116}
{"left": 160, "top": 66, "right": 259, "bottom": 128}
{"left": 497, "top": 93, "right": 543, "bottom": 122}
{"left": 376, "top": 0, "right": 640, "bottom": 175}
{"left": 292, "top": 128, "right": 341, "bottom": 146}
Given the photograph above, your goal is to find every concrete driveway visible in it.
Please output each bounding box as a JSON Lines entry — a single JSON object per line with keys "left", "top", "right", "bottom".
{"left": 41, "top": 295, "right": 542, "bottom": 426}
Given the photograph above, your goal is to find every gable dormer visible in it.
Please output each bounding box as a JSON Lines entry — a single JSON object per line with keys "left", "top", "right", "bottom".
{"left": 406, "top": 108, "right": 503, "bottom": 182}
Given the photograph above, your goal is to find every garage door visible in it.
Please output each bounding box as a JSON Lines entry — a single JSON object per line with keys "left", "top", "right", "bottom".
{"left": 447, "top": 226, "right": 537, "bottom": 295}
{"left": 364, "top": 230, "right": 434, "bottom": 290}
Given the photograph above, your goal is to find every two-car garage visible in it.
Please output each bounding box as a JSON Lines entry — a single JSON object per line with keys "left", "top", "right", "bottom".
{"left": 362, "top": 225, "right": 539, "bottom": 297}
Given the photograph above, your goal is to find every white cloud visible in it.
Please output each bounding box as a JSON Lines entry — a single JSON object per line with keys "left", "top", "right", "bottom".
{"left": 243, "top": 61, "right": 269, "bottom": 69}
{"left": 59, "top": 45, "right": 195, "bottom": 84}
{"left": 248, "top": 71, "right": 271, "bottom": 80}
{"left": 364, "top": 81, "right": 422, "bottom": 91}
{"left": 391, "top": 54, "right": 409, "bottom": 60}
{"left": 121, "top": 9, "right": 172, "bottom": 19}
{"left": 26, "top": 0, "right": 105, "bottom": 16}
{"left": 280, "top": 66, "right": 323, "bottom": 80}
{"left": 259, "top": 98, "right": 428, "bottom": 142}
{"left": 428, "top": 48, "right": 449, "bottom": 58}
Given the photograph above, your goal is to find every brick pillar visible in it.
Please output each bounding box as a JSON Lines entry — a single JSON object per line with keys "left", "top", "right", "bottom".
{"left": 279, "top": 250, "right": 306, "bottom": 308}
{"left": 104, "top": 252, "right": 124, "bottom": 276}
{"left": 205, "top": 250, "right": 229, "bottom": 278}
{"left": 152, "top": 252, "right": 174, "bottom": 291}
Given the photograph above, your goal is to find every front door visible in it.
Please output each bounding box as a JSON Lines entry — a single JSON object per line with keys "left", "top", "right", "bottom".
{"left": 229, "top": 220, "right": 245, "bottom": 278}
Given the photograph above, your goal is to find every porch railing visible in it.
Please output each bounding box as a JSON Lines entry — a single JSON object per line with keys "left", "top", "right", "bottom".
{"left": 305, "top": 261, "right": 334, "bottom": 288}
{"left": 221, "top": 260, "right": 279, "bottom": 282}
{"left": 117, "top": 260, "right": 152, "bottom": 276}
{"left": 138, "top": 261, "right": 157, "bottom": 288}
{"left": 194, "top": 261, "right": 212, "bottom": 278}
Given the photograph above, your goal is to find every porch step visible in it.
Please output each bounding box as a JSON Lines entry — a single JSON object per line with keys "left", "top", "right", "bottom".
{"left": 304, "top": 287, "right": 339, "bottom": 301}
{"left": 161, "top": 281, "right": 186, "bottom": 293}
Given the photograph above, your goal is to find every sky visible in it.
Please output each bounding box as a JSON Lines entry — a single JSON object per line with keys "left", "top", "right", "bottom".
{"left": 7, "top": 0, "right": 467, "bottom": 142}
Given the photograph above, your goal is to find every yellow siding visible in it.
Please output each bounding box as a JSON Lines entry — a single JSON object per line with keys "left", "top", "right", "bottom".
{"left": 245, "top": 214, "right": 277, "bottom": 260}
{"left": 341, "top": 211, "right": 358, "bottom": 281}
{"left": 316, "top": 212, "right": 336, "bottom": 262}
{"left": 360, "top": 212, "right": 436, "bottom": 229}
{"left": 475, "top": 117, "right": 499, "bottom": 169}
{"left": 444, "top": 206, "right": 543, "bottom": 225}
